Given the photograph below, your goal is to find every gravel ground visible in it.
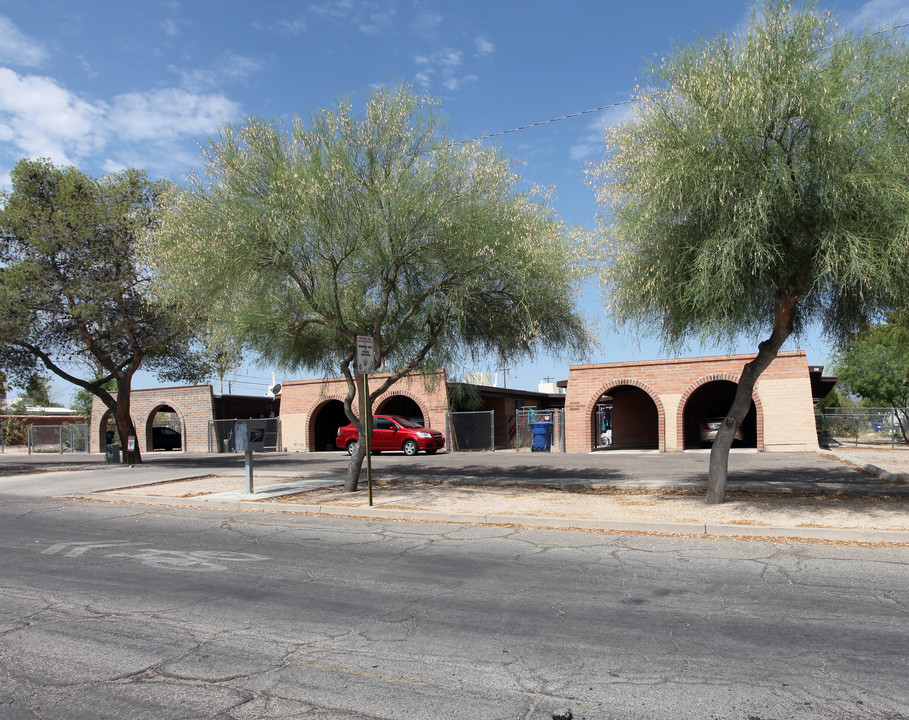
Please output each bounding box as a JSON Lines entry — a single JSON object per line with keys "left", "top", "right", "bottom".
{"left": 105, "top": 446, "right": 909, "bottom": 532}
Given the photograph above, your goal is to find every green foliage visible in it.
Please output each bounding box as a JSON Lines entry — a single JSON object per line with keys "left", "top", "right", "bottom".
{"left": 447, "top": 382, "right": 485, "bottom": 412}
{"left": 590, "top": 0, "right": 909, "bottom": 350}
{"left": 24, "top": 374, "right": 53, "bottom": 407}
{"left": 832, "top": 322, "right": 909, "bottom": 408}
{"left": 71, "top": 378, "right": 116, "bottom": 418}
{"left": 1, "top": 399, "right": 28, "bottom": 446}
{"left": 814, "top": 387, "right": 841, "bottom": 411}
{"left": 151, "top": 84, "right": 591, "bottom": 393}
{"left": 0, "top": 158, "right": 212, "bottom": 460}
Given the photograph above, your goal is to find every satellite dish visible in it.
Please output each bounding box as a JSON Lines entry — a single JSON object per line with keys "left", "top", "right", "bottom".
{"left": 266, "top": 382, "right": 282, "bottom": 397}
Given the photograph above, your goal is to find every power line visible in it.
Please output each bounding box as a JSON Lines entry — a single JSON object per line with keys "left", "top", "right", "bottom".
{"left": 461, "top": 20, "right": 909, "bottom": 144}
{"left": 462, "top": 99, "right": 633, "bottom": 143}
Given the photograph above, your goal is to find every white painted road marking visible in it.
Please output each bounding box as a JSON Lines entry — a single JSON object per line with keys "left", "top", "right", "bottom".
{"left": 42, "top": 541, "right": 268, "bottom": 572}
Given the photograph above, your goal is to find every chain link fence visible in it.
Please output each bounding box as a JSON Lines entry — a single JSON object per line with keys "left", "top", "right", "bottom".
{"left": 514, "top": 408, "right": 565, "bottom": 453}
{"left": 446, "top": 411, "right": 495, "bottom": 452}
{"left": 815, "top": 407, "right": 908, "bottom": 448}
{"left": 208, "top": 418, "right": 280, "bottom": 453}
{"left": 27, "top": 424, "right": 90, "bottom": 454}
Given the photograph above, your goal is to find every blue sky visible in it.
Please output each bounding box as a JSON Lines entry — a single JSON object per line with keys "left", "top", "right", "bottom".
{"left": 1, "top": 0, "right": 907, "bottom": 401}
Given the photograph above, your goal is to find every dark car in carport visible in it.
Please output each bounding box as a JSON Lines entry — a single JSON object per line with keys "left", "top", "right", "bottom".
{"left": 152, "top": 426, "right": 182, "bottom": 450}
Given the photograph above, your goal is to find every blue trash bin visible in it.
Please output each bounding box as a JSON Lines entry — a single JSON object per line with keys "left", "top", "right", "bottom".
{"left": 530, "top": 421, "right": 553, "bottom": 452}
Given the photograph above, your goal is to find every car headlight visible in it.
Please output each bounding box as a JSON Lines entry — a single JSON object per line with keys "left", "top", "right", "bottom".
{"left": 417, "top": 432, "right": 432, "bottom": 438}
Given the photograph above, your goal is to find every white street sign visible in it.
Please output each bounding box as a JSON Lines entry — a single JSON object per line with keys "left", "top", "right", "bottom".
{"left": 357, "top": 335, "right": 376, "bottom": 374}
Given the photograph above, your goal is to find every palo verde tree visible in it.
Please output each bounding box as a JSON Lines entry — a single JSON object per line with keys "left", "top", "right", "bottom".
{"left": 150, "top": 84, "right": 591, "bottom": 491}
{"left": 589, "top": 0, "right": 909, "bottom": 502}
{"left": 0, "top": 159, "right": 211, "bottom": 462}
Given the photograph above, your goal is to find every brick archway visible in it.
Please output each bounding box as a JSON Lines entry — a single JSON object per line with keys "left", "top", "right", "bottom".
{"left": 375, "top": 390, "right": 430, "bottom": 424}
{"left": 583, "top": 378, "right": 666, "bottom": 452}
{"left": 144, "top": 401, "right": 187, "bottom": 452}
{"left": 95, "top": 408, "right": 125, "bottom": 452}
{"left": 306, "top": 395, "right": 349, "bottom": 452}
{"left": 677, "top": 374, "right": 764, "bottom": 451}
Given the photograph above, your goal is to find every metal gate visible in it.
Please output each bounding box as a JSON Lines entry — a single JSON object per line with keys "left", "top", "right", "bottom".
{"left": 27, "top": 424, "right": 90, "bottom": 454}
{"left": 446, "top": 411, "right": 495, "bottom": 452}
{"left": 595, "top": 403, "right": 613, "bottom": 448}
{"left": 515, "top": 408, "right": 565, "bottom": 452}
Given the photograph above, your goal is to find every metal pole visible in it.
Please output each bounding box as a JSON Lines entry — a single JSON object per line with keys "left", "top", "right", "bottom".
{"left": 363, "top": 373, "right": 373, "bottom": 506}
{"left": 245, "top": 450, "right": 254, "bottom": 494}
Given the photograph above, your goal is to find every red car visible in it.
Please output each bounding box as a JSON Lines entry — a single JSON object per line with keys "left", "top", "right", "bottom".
{"left": 336, "top": 415, "right": 445, "bottom": 456}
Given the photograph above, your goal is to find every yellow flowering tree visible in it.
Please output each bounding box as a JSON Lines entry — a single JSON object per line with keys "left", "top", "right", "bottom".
{"left": 589, "top": 0, "right": 909, "bottom": 502}
{"left": 151, "top": 85, "right": 590, "bottom": 490}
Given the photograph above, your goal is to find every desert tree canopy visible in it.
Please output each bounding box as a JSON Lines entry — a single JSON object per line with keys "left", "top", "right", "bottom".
{"left": 0, "top": 159, "right": 210, "bottom": 462}
{"left": 150, "top": 84, "right": 591, "bottom": 488}
{"left": 588, "top": 0, "right": 909, "bottom": 501}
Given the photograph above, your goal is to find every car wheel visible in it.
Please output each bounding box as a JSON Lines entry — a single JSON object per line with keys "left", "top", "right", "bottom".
{"left": 402, "top": 439, "right": 419, "bottom": 456}
{"left": 346, "top": 440, "right": 358, "bottom": 456}
{"left": 425, "top": 449, "right": 438, "bottom": 455}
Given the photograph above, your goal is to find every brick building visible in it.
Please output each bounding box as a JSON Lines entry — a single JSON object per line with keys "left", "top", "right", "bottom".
{"left": 564, "top": 350, "right": 819, "bottom": 453}
{"left": 86, "top": 351, "right": 825, "bottom": 455}
{"left": 90, "top": 385, "right": 279, "bottom": 454}
{"left": 279, "top": 371, "right": 449, "bottom": 452}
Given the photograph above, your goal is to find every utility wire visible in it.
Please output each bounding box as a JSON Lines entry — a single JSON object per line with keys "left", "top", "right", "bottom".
{"left": 461, "top": 20, "right": 909, "bottom": 144}
{"left": 464, "top": 99, "right": 633, "bottom": 143}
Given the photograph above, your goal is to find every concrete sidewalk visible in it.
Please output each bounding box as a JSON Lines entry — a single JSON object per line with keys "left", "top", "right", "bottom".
{"left": 3, "top": 448, "right": 908, "bottom": 544}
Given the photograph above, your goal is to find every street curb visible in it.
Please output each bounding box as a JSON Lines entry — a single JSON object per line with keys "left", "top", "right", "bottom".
{"left": 822, "top": 449, "right": 909, "bottom": 485}
{"left": 72, "top": 492, "right": 909, "bottom": 544}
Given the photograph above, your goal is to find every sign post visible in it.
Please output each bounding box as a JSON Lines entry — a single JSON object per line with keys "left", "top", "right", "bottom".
{"left": 234, "top": 420, "right": 269, "bottom": 494}
{"left": 356, "top": 336, "right": 376, "bottom": 506}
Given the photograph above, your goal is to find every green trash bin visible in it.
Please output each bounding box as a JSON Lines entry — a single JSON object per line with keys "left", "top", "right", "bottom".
{"left": 105, "top": 443, "right": 121, "bottom": 463}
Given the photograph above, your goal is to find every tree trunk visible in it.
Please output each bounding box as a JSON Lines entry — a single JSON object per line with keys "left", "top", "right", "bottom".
{"left": 115, "top": 384, "right": 141, "bottom": 464}
{"left": 343, "top": 433, "right": 368, "bottom": 491}
{"left": 705, "top": 296, "right": 796, "bottom": 504}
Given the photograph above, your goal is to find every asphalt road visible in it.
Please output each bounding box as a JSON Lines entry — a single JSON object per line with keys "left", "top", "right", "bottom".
{"left": 1, "top": 492, "right": 907, "bottom": 720}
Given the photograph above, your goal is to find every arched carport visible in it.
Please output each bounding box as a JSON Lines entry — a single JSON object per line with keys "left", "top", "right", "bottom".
{"left": 587, "top": 381, "right": 663, "bottom": 451}
{"left": 145, "top": 403, "right": 184, "bottom": 452}
{"left": 96, "top": 409, "right": 119, "bottom": 450}
{"left": 376, "top": 393, "right": 425, "bottom": 425}
{"left": 679, "top": 376, "right": 761, "bottom": 449}
{"left": 309, "top": 398, "right": 349, "bottom": 452}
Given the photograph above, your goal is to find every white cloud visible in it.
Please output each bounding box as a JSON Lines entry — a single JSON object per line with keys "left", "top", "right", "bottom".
{"left": 160, "top": 18, "right": 180, "bottom": 38}
{"left": 278, "top": 17, "right": 307, "bottom": 34}
{"left": 568, "top": 103, "right": 634, "bottom": 163}
{"left": 0, "top": 68, "right": 104, "bottom": 165}
{"left": 412, "top": 48, "right": 473, "bottom": 91}
{"left": 847, "top": 0, "right": 909, "bottom": 28}
{"left": 108, "top": 88, "right": 240, "bottom": 141}
{"left": 359, "top": 6, "right": 397, "bottom": 36}
{"left": 412, "top": 11, "right": 443, "bottom": 37}
{"left": 308, "top": 0, "right": 356, "bottom": 22}
{"left": 569, "top": 144, "right": 598, "bottom": 162}
{"left": 475, "top": 36, "right": 494, "bottom": 57}
{"left": 0, "top": 15, "right": 48, "bottom": 68}
{"left": 0, "top": 67, "right": 241, "bottom": 178}
{"left": 169, "top": 52, "right": 266, "bottom": 93}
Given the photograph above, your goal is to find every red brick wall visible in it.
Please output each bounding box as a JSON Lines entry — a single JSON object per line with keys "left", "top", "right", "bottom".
{"left": 280, "top": 371, "right": 449, "bottom": 452}
{"left": 565, "top": 351, "right": 815, "bottom": 453}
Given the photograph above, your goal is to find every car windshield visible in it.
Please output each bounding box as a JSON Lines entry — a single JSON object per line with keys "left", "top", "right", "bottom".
{"left": 392, "top": 416, "right": 423, "bottom": 429}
